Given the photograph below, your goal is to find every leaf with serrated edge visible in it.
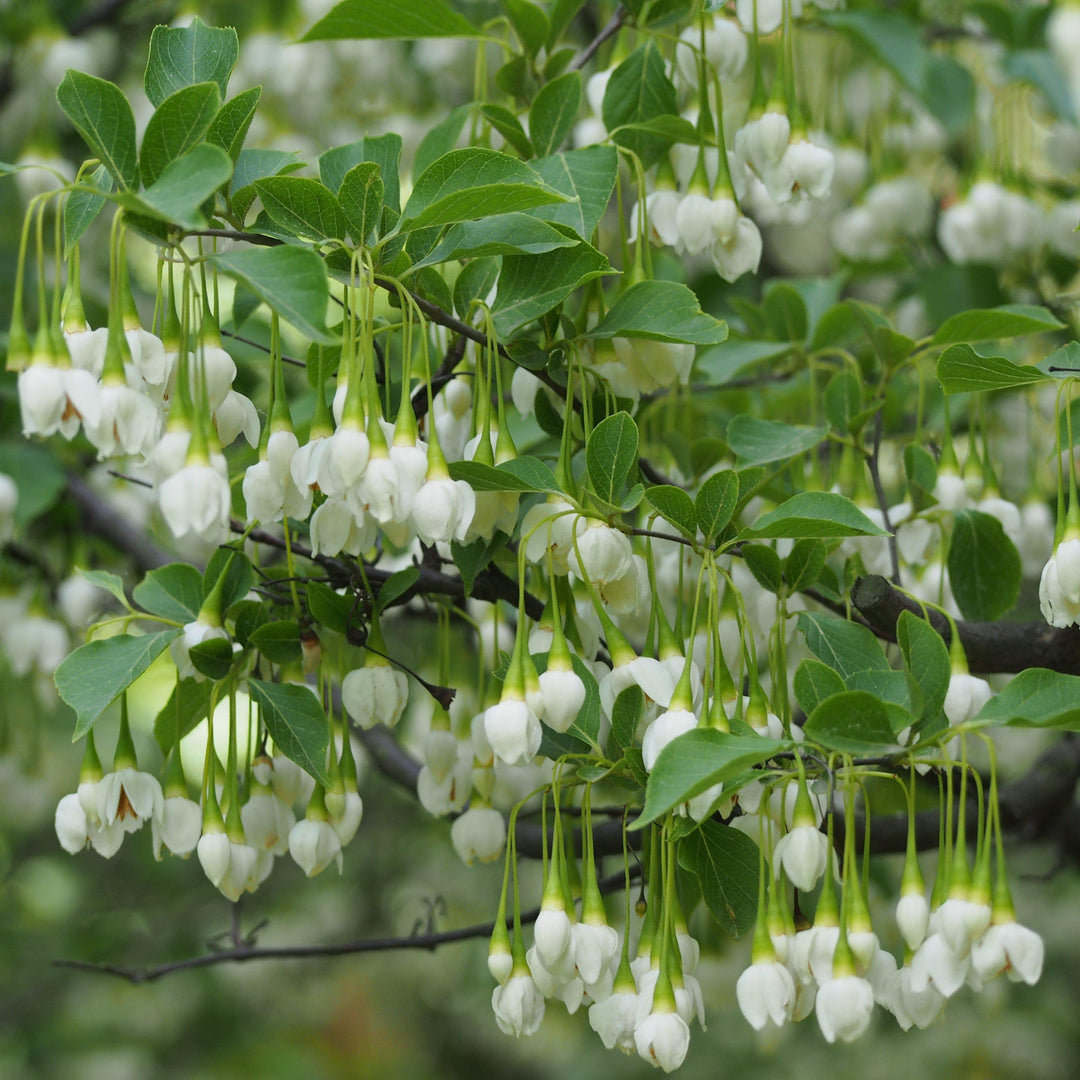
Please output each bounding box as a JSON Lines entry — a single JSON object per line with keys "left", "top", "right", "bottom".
{"left": 248, "top": 679, "right": 332, "bottom": 787}
{"left": 677, "top": 820, "right": 759, "bottom": 937}
{"left": 636, "top": 730, "right": 787, "bottom": 826}
{"left": 57, "top": 630, "right": 182, "bottom": 739}
{"left": 210, "top": 246, "right": 336, "bottom": 344}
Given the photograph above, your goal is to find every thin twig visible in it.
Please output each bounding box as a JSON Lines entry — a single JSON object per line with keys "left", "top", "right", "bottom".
{"left": 53, "top": 868, "right": 638, "bottom": 984}
{"left": 220, "top": 329, "right": 306, "bottom": 368}
{"left": 570, "top": 4, "right": 628, "bottom": 71}
{"left": 866, "top": 411, "right": 901, "bottom": 585}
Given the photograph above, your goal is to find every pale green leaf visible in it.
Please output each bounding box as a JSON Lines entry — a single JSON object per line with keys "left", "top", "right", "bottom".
{"left": 56, "top": 70, "right": 139, "bottom": 190}
{"left": 144, "top": 17, "right": 239, "bottom": 107}
{"left": 247, "top": 679, "right": 332, "bottom": 787}
{"left": 210, "top": 246, "right": 336, "bottom": 344}
{"left": 584, "top": 280, "right": 728, "bottom": 346}
{"left": 57, "top": 630, "right": 182, "bottom": 740}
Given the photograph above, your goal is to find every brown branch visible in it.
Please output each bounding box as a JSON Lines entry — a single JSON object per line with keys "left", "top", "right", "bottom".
{"left": 570, "top": 4, "right": 629, "bottom": 71}
{"left": 67, "top": 475, "right": 171, "bottom": 572}
{"left": 835, "top": 734, "right": 1080, "bottom": 857}
{"left": 851, "top": 574, "right": 1080, "bottom": 675}
{"left": 53, "top": 867, "right": 638, "bottom": 984}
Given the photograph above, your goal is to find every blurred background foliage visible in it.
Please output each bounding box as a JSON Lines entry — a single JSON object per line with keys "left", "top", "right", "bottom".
{"left": 2, "top": 2, "right": 1080, "bottom": 1078}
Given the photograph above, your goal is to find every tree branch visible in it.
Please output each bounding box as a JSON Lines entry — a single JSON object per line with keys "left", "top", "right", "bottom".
{"left": 851, "top": 574, "right": 1080, "bottom": 675}
{"left": 570, "top": 4, "right": 628, "bottom": 71}
{"left": 67, "top": 475, "right": 171, "bottom": 571}
{"left": 52, "top": 868, "right": 637, "bottom": 984}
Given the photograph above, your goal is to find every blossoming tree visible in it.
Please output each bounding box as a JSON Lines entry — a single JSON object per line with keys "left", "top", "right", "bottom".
{"left": 3, "top": 0, "right": 1080, "bottom": 1070}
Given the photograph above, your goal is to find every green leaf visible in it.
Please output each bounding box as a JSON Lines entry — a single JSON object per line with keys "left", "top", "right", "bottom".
{"left": 254, "top": 176, "right": 348, "bottom": 243}
{"left": 644, "top": 485, "right": 697, "bottom": 540}
{"left": 377, "top": 567, "right": 421, "bottom": 612}
{"left": 301, "top": 0, "right": 483, "bottom": 40}
{"left": 804, "top": 690, "right": 904, "bottom": 753}
{"left": 936, "top": 343, "right": 1048, "bottom": 395}
{"left": 904, "top": 442, "right": 938, "bottom": 509}
{"left": 494, "top": 241, "right": 613, "bottom": 334}
{"left": 399, "top": 148, "right": 565, "bottom": 232}
{"left": 76, "top": 569, "right": 128, "bottom": 608}
{"left": 453, "top": 256, "right": 500, "bottom": 317}
{"left": 153, "top": 677, "right": 212, "bottom": 751}
{"left": 638, "top": 729, "right": 787, "bottom": 827}
{"left": 210, "top": 246, "right": 336, "bottom": 344}
{"left": 306, "top": 582, "right": 354, "bottom": 633}
{"left": 793, "top": 658, "right": 846, "bottom": 717}
{"left": 247, "top": 679, "right": 332, "bottom": 787}
{"left": 0, "top": 443, "right": 66, "bottom": 525}
{"left": 133, "top": 563, "right": 204, "bottom": 622}
{"left": 726, "top": 416, "right": 827, "bottom": 467}
{"left": 250, "top": 620, "right": 303, "bottom": 665}
{"left": 56, "top": 70, "right": 139, "bottom": 190}
{"left": 947, "top": 509, "right": 1021, "bottom": 621}
{"left": 785, "top": 538, "right": 828, "bottom": 592}
{"left": 189, "top": 637, "right": 234, "bottom": 680}
{"left": 526, "top": 145, "right": 618, "bottom": 240}
{"left": 763, "top": 283, "right": 808, "bottom": 343}
{"left": 740, "top": 492, "right": 890, "bottom": 540}
{"left": 846, "top": 669, "right": 915, "bottom": 712}
{"left": 609, "top": 114, "right": 701, "bottom": 148}
{"left": 607, "top": 684, "right": 644, "bottom": 759}
{"left": 118, "top": 142, "right": 232, "bottom": 228}
{"left": 480, "top": 104, "right": 534, "bottom": 157}
{"left": 139, "top": 82, "right": 221, "bottom": 188}
{"left": 64, "top": 164, "right": 112, "bottom": 254}
{"left": 696, "top": 338, "right": 794, "bottom": 386}
{"left": 144, "top": 17, "right": 238, "bottom": 107}
{"left": 206, "top": 86, "right": 262, "bottom": 162}
{"left": 972, "top": 667, "right": 1080, "bottom": 729}
{"left": 449, "top": 456, "right": 560, "bottom": 493}
{"left": 232, "top": 599, "right": 269, "bottom": 646}
{"left": 529, "top": 71, "right": 581, "bottom": 157}
{"left": 1004, "top": 49, "right": 1075, "bottom": 121}
{"left": 586, "top": 412, "right": 638, "bottom": 503}
{"left": 821, "top": 10, "right": 972, "bottom": 131}
{"left": 931, "top": 303, "right": 1063, "bottom": 345}
{"left": 696, "top": 469, "right": 739, "bottom": 545}
{"left": 584, "top": 280, "right": 728, "bottom": 346}
{"left": 450, "top": 533, "right": 507, "bottom": 595}
{"left": 413, "top": 103, "right": 472, "bottom": 178}
{"left": 506, "top": 0, "right": 549, "bottom": 56}
{"left": 409, "top": 213, "right": 578, "bottom": 269}
{"left": 204, "top": 549, "right": 255, "bottom": 614}
{"left": 742, "top": 543, "right": 783, "bottom": 594}
{"left": 824, "top": 371, "right": 862, "bottom": 434}
{"left": 319, "top": 133, "right": 402, "bottom": 212}
{"left": 896, "top": 610, "right": 950, "bottom": 724}
{"left": 796, "top": 611, "right": 890, "bottom": 680}
{"left": 338, "top": 162, "right": 384, "bottom": 244}
{"left": 677, "top": 820, "right": 759, "bottom": 937}
{"left": 229, "top": 148, "right": 302, "bottom": 220}
{"left": 57, "top": 630, "right": 182, "bottom": 740}
{"left": 601, "top": 42, "right": 678, "bottom": 168}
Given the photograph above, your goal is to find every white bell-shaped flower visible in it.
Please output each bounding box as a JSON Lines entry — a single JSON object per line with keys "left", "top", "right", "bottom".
{"left": 642, "top": 707, "right": 697, "bottom": 771}
{"left": 736, "top": 958, "right": 796, "bottom": 1030}
{"left": 815, "top": 973, "right": 875, "bottom": 1043}
{"left": 491, "top": 970, "right": 545, "bottom": 1037}
{"left": 412, "top": 476, "right": 476, "bottom": 544}
{"left": 152, "top": 795, "right": 202, "bottom": 858}
{"left": 288, "top": 814, "right": 344, "bottom": 877}
{"left": 342, "top": 662, "right": 409, "bottom": 729}
{"left": 450, "top": 803, "right": 506, "bottom": 865}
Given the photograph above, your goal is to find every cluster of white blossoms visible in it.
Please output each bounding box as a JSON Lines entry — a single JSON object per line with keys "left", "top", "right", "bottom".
{"left": 55, "top": 688, "right": 365, "bottom": 901}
